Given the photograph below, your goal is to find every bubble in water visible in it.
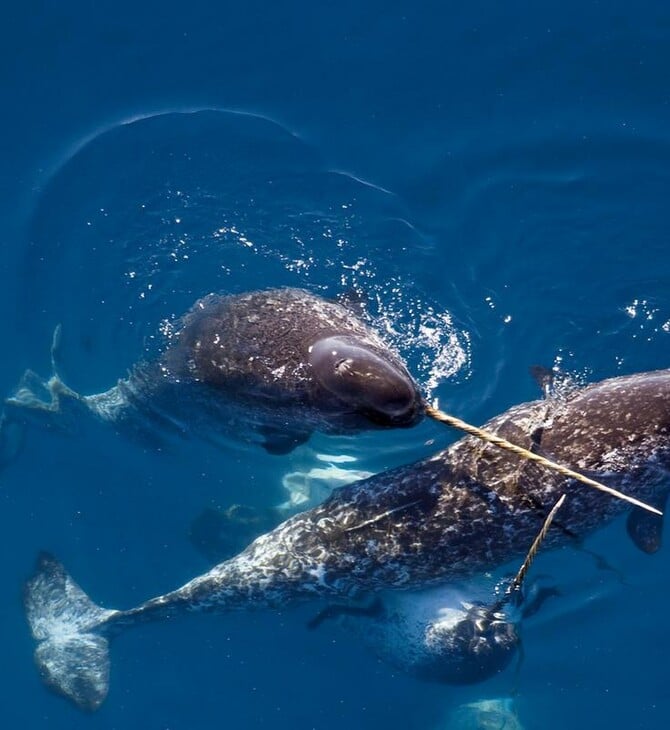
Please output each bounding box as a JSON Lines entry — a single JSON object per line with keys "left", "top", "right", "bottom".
{"left": 348, "top": 278, "right": 472, "bottom": 399}
{"left": 25, "top": 108, "right": 471, "bottom": 395}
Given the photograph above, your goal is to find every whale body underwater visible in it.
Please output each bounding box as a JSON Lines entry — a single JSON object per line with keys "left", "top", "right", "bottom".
{"left": 24, "top": 369, "right": 670, "bottom": 710}
{"left": 2, "top": 287, "right": 422, "bottom": 458}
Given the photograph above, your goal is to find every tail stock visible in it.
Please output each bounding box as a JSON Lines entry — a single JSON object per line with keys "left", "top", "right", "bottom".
{"left": 24, "top": 552, "right": 116, "bottom": 711}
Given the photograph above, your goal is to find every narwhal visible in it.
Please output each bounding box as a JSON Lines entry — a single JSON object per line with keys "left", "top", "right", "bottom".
{"left": 24, "top": 369, "right": 670, "bottom": 710}
{"left": 2, "top": 288, "right": 423, "bottom": 458}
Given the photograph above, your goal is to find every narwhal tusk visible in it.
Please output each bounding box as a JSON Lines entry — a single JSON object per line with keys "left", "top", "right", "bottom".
{"left": 489, "top": 493, "right": 567, "bottom": 615}
{"left": 506, "top": 493, "right": 567, "bottom": 598}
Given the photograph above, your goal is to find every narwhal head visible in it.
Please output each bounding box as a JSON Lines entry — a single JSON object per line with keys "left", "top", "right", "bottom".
{"left": 308, "top": 335, "right": 423, "bottom": 427}
{"left": 417, "top": 603, "right": 520, "bottom": 685}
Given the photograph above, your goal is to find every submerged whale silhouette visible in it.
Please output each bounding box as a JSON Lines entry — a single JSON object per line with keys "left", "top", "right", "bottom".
{"left": 24, "top": 369, "right": 670, "bottom": 710}
{"left": 2, "top": 288, "right": 422, "bottom": 457}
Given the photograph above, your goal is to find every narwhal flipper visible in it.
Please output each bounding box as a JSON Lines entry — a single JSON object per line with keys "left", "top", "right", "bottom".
{"left": 24, "top": 552, "right": 117, "bottom": 711}
{"left": 189, "top": 504, "right": 280, "bottom": 563}
{"left": 626, "top": 490, "right": 668, "bottom": 554}
{"left": 258, "top": 425, "right": 311, "bottom": 455}
{"left": 306, "top": 596, "right": 384, "bottom": 630}
{"left": 518, "top": 580, "right": 561, "bottom": 620}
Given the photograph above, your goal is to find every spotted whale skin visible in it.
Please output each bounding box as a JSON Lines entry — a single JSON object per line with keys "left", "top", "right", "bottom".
{"left": 24, "top": 369, "right": 670, "bottom": 710}
{"left": 3, "top": 288, "right": 423, "bottom": 456}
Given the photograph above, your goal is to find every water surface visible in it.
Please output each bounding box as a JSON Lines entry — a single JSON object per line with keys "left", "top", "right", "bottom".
{"left": 1, "top": 2, "right": 669, "bottom": 728}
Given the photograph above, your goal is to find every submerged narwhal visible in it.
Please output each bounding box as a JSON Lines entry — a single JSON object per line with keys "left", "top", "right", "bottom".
{"left": 2, "top": 288, "right": 423, "bottom": 457}
{"left": 24, "top": 369, "right": 670, "bottom": 710}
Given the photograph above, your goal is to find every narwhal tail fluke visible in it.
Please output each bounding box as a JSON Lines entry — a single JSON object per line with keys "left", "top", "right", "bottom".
{"left": 5, "top": 367, "right": 87, "bottom": 429}
{"left": 3, "top": 325, "right": 92, "bottom": 442}
{"left": 24, "top": 552, "right": 118, "bottom": 712}
{"left": 0, "top": 367, "right": 95, "bottom": 474}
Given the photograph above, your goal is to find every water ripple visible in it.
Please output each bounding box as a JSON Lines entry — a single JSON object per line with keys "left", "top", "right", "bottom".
{"left": 20, "top": 108, "right": 469, "bottom": 421}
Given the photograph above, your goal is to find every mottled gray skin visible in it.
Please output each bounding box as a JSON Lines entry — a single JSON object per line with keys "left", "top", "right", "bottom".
{"left": 126, "top": 370, "right": 670, "bottom": 618}
{"left": 5, "top": 288, "right": 422, "bottom": 455}
{"left": 24, "top": 370, "right": 670, "bottom": 709}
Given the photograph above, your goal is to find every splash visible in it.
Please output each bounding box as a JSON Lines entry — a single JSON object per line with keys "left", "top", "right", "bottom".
{"left": 361, "top": 280, "right": 471, "bottom": 399}
{"left": 25, "top": 108, "right": 471, "bottom": 396}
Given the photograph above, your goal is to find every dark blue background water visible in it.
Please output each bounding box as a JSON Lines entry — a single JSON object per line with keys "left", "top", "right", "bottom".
{"left": 1, "top": 2, "right": 670, "bottom": 728}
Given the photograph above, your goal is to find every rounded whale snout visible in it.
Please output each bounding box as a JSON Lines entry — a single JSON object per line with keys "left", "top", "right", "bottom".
{"left": 308, "top": 336, "right": 422, "bottom": 426}
{"left": 419, "top": 605, "right": 519, "bottom": 685}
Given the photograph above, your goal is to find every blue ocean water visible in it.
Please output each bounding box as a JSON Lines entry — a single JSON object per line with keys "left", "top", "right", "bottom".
{"left": 1, "top": 1, "right": 670, "bottom": 728}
